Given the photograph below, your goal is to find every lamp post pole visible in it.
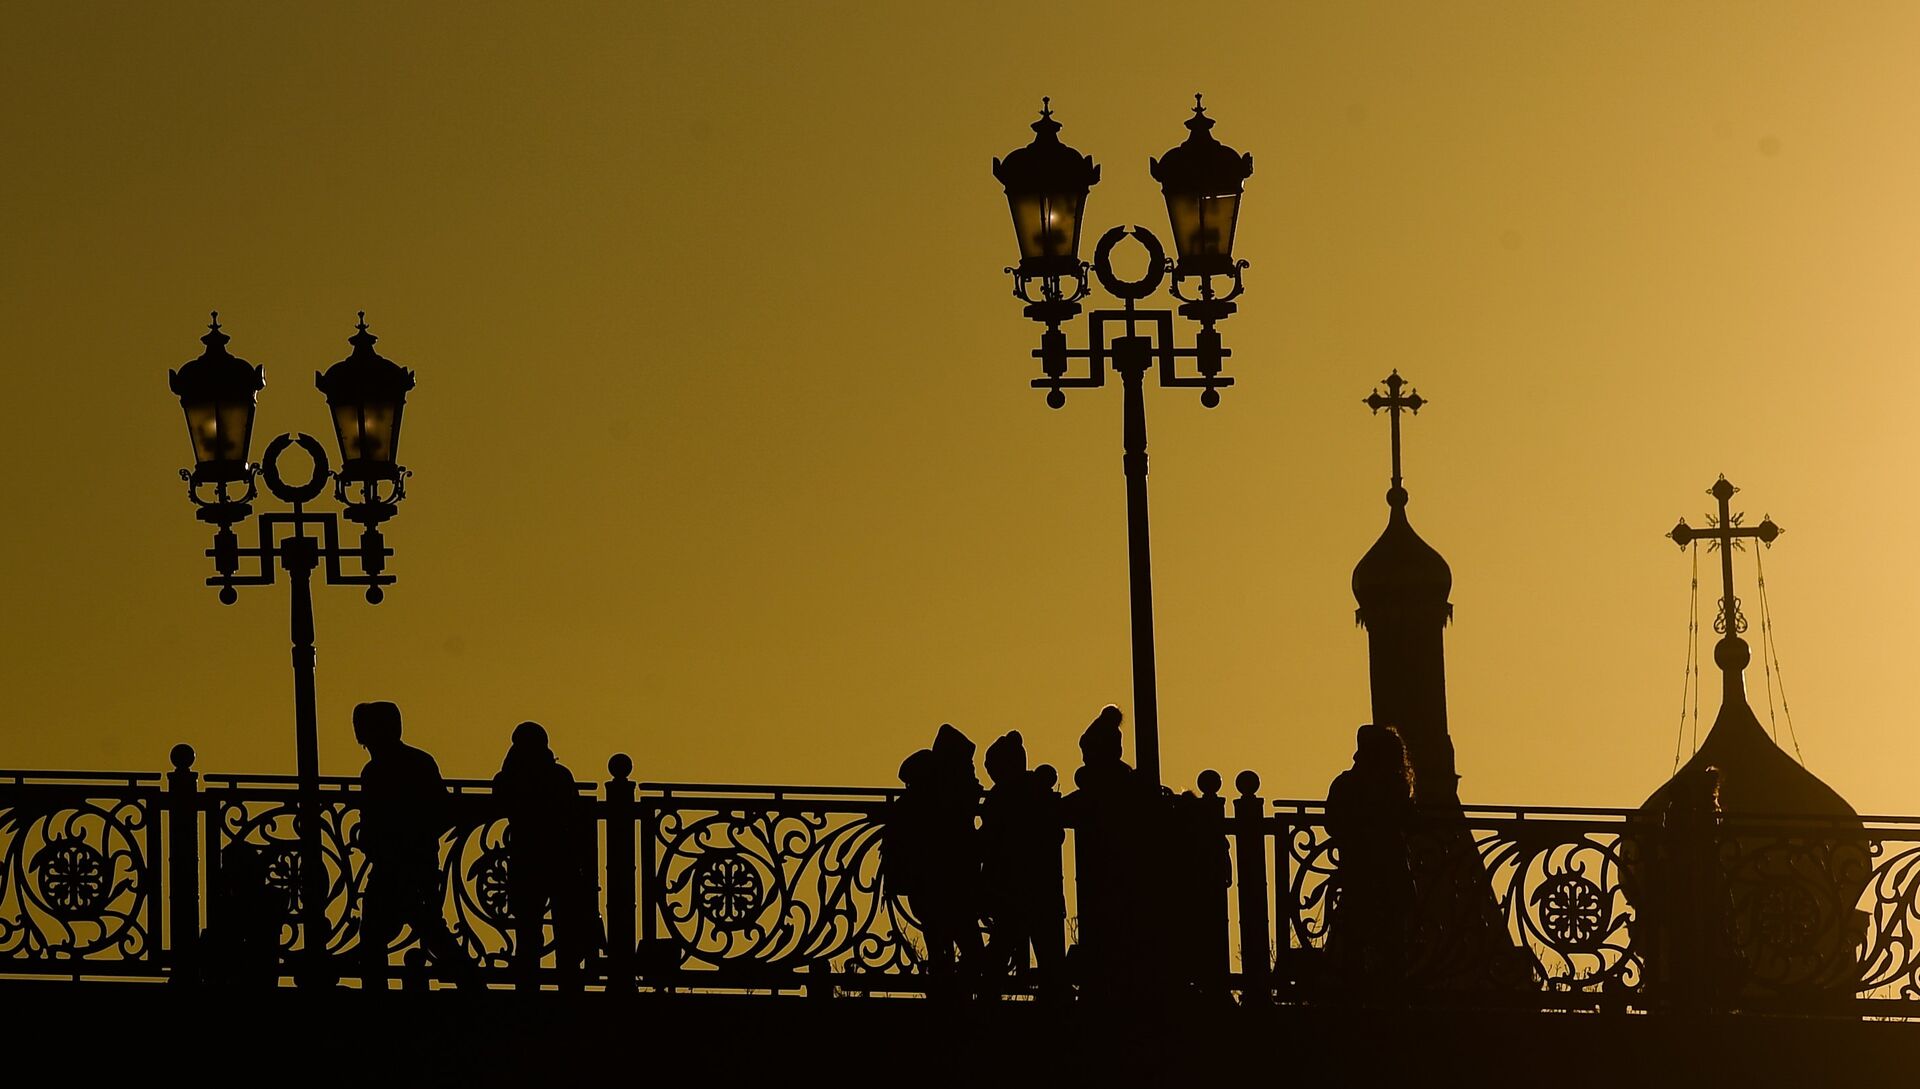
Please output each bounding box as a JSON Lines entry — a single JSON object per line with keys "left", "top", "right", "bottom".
{"left": 171, "top": 315, "right": 415, "bottom": 986}
{"left": 993, "top": 98, "right": 1254, "bottom": 786}
{"left": 283, "top": 532, "right": 324, "bottom": 984}
{"left": 1116, "top": 336, "right": 1161, "bottom": 785}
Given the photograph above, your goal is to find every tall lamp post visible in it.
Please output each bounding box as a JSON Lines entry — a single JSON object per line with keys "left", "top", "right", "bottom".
{"left": 992, "top": 96, "right": 1254, "bottom": 786}
{"left": 169, "top": 312, "right": 415, "bottom": 985}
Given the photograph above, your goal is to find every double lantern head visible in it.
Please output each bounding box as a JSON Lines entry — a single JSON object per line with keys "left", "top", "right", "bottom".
{"left": 171, "top": 312, "right": 414, "bottom": 489}
{"left": 995, "top": 96, "right": 1252, "bottom": 285}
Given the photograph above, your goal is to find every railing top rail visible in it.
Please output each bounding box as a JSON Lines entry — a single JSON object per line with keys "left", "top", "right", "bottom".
{"left": 197, "top": 773, "right": 591, "bottom": 793}
{"left": 639, "top": 782, "right": 902, "bottom": 801}
{"left": 0, "top": 769, "right": 159, "bottom": 786}
{"left": 1263, "top": 799, "right": 1641, "bottom": 819}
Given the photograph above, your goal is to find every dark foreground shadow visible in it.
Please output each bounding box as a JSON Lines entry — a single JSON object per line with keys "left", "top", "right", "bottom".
{"left": 9, "top": 978, "right": 1920, "bottom": 1087}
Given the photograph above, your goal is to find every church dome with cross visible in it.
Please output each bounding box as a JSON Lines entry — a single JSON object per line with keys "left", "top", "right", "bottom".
{"left": 1637, "top": 476, "right": 1857, "bottom": 821}
{"left": 1352, "top": 371, "right": 1452, "bottom": 628}
{"left": 1632, "top": 475, "right": 1865, "bottom": 1007}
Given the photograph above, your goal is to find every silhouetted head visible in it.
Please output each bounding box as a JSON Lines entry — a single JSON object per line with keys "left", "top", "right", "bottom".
{"left": 899, "top": 748, "right": 937, "bottom": 787}
{"left": 352, "top": 701, "right": 403, "bottom": 751}
{"left": 1034, "top": 763, "right": 1058, "bottom": 791}
{"left": 1355, "top": 723, "right": 1412, "bottom": 794}
{"left": 1080, "top": 706, "right": 1125, "bottom": 764}
{"left": 501, "top": 720, "right": 556, "bottom": 775}
{"left": 932, "top": 723, "right": 975, "bottom": 764}
{"left": 511, "top": 720, "right": 550, "bottom": 751}
{"left": 1670, "top": 764, "right": 1723, "bottom": 815}
{"left": 985, "top": 731, "right": 1028, "bottom": 785}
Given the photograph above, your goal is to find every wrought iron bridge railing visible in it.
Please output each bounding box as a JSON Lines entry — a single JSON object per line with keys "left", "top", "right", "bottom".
{"left": 3, "top": 751, "right": 1917, "bottom": 1014}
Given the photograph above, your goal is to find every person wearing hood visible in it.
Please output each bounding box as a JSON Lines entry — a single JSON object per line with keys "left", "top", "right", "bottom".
{"left": 885, "top": 724, "right": 984, "bottom": 995}
{"left": 493, "top": 720, "right": 600, "bottom": 990}
{"left": 1064, "top": 705, "right": 1153, "bottom": 998}
{"left": 980, "top": 730, "right": 1065, "bottom": 998}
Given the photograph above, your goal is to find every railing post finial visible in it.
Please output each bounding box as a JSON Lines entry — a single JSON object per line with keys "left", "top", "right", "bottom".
{"left": 604, "top": 753, "right": 637, "bottom": 993}
{"left": 1231, "top": 768, "right": 1270, "bottom": 1002}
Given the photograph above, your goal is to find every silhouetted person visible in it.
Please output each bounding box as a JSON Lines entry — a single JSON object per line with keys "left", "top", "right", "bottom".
{"left": 1064, "top": 705, "right": 1152, "bottom": 998}
{"left": 1325, "top": 723, "right": 1415, "bottom": 988}
{"left": 493, "top": 721, "right": 601, "bottom": 991}
{"left": 980, "top": 731, "right": 1065, "bottom": 998}
{"left": 198, "top": 842, "right": 281, "bottom": 988}
{"left": 1660, "top": 764, "right": 1728, "bottom": 1012}
{"left": 354, "top": 701, "right": 478, "bottom": 990}
{"left": 886, "top": 724, "right": 984, "bottom": 996}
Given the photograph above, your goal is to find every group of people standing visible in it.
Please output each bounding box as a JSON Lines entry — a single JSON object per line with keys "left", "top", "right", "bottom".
{"left": 884, "top": 705, "right": 1206, "bottom": 999}
{"left": 883, "top": 711, "right": 1422, "bottom": 999}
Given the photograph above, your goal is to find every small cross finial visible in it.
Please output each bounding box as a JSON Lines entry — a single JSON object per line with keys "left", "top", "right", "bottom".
{"left": 356, "top": 310, "right": 368, "bottom": 333}
{"left": 208, "top": 310, "right": 220, "bottom": 332}
{"left": 1040, "top": 96, "right": 1052, "bottom": 121}
{"left": 1665, "top": 476, "right": 1784, "bottom": 688}
{"left": 1193, "top": 93, "right": 1206, "bottom": 116}
{"left": 1363, "top": 370, "right": 1428, "bottom": 498}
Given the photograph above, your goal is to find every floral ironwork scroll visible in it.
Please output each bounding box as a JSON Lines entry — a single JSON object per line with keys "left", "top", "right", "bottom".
{"left": 1274, "top": 808, "right": 1643, "bottom": 996}
{"left": 646, "top": 795, "right": 923, "bottom": 978}
{"left": 212, "top": 791, "right": 365, "bottom": 955}
{"left": 207, "top": 785, "right": 563, "bottom": 975}
{"left": 0, "top": 786, "right": 155, "bottom": 969}
{"left": 1713, "top": 827, "right": 1870, "bottom": 1000}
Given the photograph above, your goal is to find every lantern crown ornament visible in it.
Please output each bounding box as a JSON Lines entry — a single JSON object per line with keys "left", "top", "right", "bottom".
{"left": 993, "top": 98, "right": 1102, "bottom": 279}
{"left": 169, "top": 312, "right": 266, "bottom": 484}
{"left": 1150, "top": 95, "right": 1254, "bottom": 278}
{"left": 315, "top": 312, "right": 415, "bottom": 483}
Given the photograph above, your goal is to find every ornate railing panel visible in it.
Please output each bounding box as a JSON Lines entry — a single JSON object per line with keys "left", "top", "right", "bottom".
{"left": 207, "top": 782, "right": 364, "bottom": 957}
{"left": 0, "top": 775, "right": 158, "bottom": 973}
{"left": 1859, "top": 822, "right": 1920, "bottom": 1003}
{"left": 204, "top": 776, "right": 589, "bottom": 977}
{"left": 641, "top": 786, "right": 925, "bottom": 981}
{"left": 1271, "top": 804, "right": 1645, "bottom": 998}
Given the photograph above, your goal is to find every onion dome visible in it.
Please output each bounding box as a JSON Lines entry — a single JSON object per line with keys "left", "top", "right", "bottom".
{"left": 1639, "top": 635, "right": 1855, "bottom": 820}
{"left": 1353, "top": 487, "right": 1453, "bottom": 628}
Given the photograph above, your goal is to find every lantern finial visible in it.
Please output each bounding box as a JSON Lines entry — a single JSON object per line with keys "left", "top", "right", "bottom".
{"left": 1032, "top": 96, "right": 1062, "bottom": 138}
{"left": 1187, "top": 93, "right": 1215, "bottom": 134}
{"left": 203, "top": 311, "right": 230, "bottom": 350}
{"left": 350, "top": 311, "right": 377, "bottom": 349}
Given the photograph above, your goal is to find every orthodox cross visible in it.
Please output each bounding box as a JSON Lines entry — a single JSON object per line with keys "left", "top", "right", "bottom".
{"left": 1364, "top": 370, "right": 1425, "bottom": 492}
{"left": 1668, "top": 475, "right": 1781, "bottom": 640}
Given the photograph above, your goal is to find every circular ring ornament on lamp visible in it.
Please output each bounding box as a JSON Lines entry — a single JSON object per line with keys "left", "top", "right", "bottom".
{"left": 1092, "top": 225, "right": 1167, "bottom": 301}
{"left": 261, "top": 433, "right": 332, "bottom": 504}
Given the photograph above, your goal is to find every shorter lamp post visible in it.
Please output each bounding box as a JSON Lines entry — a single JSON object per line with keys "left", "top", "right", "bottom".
{"left": 992, "top": 96, "right": 1255, "bottom": 787}
{"left": 169, "top": 312, "right": 415, "bottom": 985}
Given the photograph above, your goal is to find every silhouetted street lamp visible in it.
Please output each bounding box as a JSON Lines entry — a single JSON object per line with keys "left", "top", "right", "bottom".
{"left": 170, "top": 312, "right": 414, "bottom": 985}
{"left": 993, "top": 96, "right": 1254, "bottom": 786}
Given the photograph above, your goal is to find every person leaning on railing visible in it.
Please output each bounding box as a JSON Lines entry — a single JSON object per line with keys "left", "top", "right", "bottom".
{"left": 1324, "top": 723, "right": 1415, "bottom": 990}
{"left": 492, "top": 720, "right": 602, "bottom": 991}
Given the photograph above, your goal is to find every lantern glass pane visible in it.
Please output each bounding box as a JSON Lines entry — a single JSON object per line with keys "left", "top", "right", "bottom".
{"left": 332, "top": 400, "right": 396, "bottom": 466}
{"left": 1166, "top": 191, "right": 1241, "bottom": 264}
{"left": 184, "top": 397, "right": 254, "bottom": 467}
{"left": 183, "top": 399, "right": 220, "bottom": 465}
{"left": 216, "top": 399, "right": 255, "bottom": 465}
{"left": 1009, "top": 191, "right": 1085, "bottom": 263}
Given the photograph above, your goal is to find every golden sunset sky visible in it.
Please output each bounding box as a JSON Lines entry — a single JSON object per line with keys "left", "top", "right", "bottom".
{"left": 4, "top": 2, "right": 1917, "bottom": 811}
